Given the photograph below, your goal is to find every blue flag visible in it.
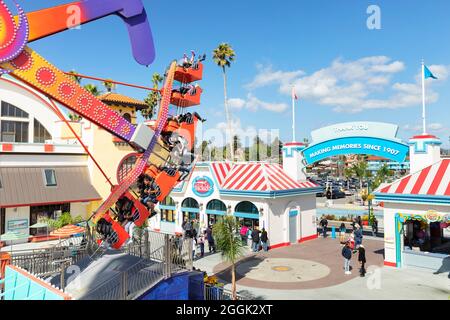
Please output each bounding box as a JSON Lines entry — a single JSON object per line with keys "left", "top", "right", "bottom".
{"left": 424, "top": 65, "right": 437, "bottom": 79}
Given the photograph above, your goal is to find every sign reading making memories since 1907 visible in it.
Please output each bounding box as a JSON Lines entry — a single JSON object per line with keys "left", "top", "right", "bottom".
{"left": 302, "top": 122, "right": 409, "bottom": 165}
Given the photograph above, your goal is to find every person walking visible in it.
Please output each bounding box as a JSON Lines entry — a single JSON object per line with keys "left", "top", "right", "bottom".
{"left": 239, "top": 224, "right": 249, "bottom": 245}
{"left": 354, "top": 224, "right": 363, "bottom": 252}
{"left": 206, "top": 226, "right": 215, "bottom": 253}
{"left": 358, "top": 244, "right": 366, "bottom": 277}
{"left": 372, "top": 217, "right": 378, "bottom": 236}
{"left": 260, "top": 228, "right": 269, "bottom": 252}
{"left": 197, "top": 233, "right": 205, "bottom": 258}
{"left": 191, "top": 235, "right": 196, "bottom": 260}
{"left": 251, "top": 227, "right": 261, "bottom": 252}
{"left": 342, "top": 241, "right": 352, "bottom": 275}
{"left": 357, "top": 216, "right": 362, "bottom": 228}
{"left": 320, "top": 217, "right": 328, "bottom": 238}
{"left": 339, "top": 222, "right": 347, "bottom": 243}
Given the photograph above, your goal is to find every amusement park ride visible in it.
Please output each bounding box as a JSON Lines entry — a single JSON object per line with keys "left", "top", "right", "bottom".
{"left": 0, "top": 0, "right": 204, "bottom": 249}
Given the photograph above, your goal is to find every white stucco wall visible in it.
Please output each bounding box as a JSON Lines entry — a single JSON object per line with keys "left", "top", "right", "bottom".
{"left": 151, "top": 164, "right": 318, "bottom": 247}
{"left": 69, "top": 202, "right": 90, "bottom": 220}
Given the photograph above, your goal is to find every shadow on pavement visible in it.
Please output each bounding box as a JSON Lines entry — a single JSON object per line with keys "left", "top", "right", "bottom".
{"left": 433, "top": 256, "right": 450, "bottom": 278}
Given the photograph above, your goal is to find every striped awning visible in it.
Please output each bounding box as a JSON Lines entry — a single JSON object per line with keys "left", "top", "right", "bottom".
{"left": 50, "top": 224, "right": 85, "bottom": 237}
{"left": 374, "top": 159, "right": 450, "bottom": 205}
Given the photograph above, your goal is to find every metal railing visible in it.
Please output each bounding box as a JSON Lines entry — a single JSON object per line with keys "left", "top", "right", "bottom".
{"left": 76, "top": 231, "right": 193, "bottom": 300}
{"left": 204, "top": 284, "right": 248, "bottom": 300}
{"left": 10, "top": 245, "right": 90, "bottom": 277}
{"left": 4, "top": 229, "right": 194, "bottom": 299}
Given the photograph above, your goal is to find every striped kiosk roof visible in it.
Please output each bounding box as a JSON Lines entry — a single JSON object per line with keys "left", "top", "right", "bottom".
{"left": 376, "top": 159, "right": 450, "bottom": 197}
{"left": 219, "top": 162, "right": 318, "bottom": 192}
{"left": 210, "top": 162, "right": 233, "bottom": 186}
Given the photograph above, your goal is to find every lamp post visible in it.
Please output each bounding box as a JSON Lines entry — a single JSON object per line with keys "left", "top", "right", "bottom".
{"left": 368, "top": 179, "right": 373, "bottom": 227}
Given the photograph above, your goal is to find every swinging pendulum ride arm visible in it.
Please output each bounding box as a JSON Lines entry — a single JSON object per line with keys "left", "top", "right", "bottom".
{"left": 0, "top": 0, "right": 169, "bottom": 223}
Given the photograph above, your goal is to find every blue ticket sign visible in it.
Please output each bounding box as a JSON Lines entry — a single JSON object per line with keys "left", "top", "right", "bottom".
{"left": 302, "top": 136, "right": 409, "bottom": 165}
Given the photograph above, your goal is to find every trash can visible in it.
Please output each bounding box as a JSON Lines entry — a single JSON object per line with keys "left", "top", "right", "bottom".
{"left": 331, "top": 226, "right": 336, "bottom": 239}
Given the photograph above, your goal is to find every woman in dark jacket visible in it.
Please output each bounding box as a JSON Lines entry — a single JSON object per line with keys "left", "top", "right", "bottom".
{"left": 358, "top": 245, "right": 366, "bottom": 277}
{"left": 260, "top": 228, "right": 269, "bottom": 252}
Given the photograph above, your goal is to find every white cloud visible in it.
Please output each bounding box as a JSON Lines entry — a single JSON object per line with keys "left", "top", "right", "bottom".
{"left": 228, "top": 98, "right": 246, "bottom": 109}
{"left": 246, "top": 56, "right": 449, "bottom": 113}
{"left": 245, "top": 64, "right": 304, "bottom": 90}
{"left": 227, "top": 93, "right": 288, "bottom": 113}
{"left": 403, "top": 122, "right": 446, "bottom": 133}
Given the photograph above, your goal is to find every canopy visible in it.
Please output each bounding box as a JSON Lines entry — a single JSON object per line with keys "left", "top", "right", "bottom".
{"left": 50, "top": 224, "right": 85, "bottom": 237}
{"left": 29, "top": 222, "right": 49, "bottom": 228}
{"left": 0, "top": 231, "right": 31, "bottom": 241}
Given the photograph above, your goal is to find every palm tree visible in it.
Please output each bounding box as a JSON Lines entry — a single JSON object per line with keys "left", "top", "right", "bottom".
{"left": 142, "top": 72, "right": 163, "bottom": 119}
{"left": 212, "top": 216, "right": 244, "bottom": 300}
{"left": 351, "top": 157, "right": 370, "bottom": 190}
{"left": 103, "top": 80, "right": 116, "bottom": 92}
{"left": 67, "top": 70, "right": 82, "bottom": 84}
{"left": 213, "top": 43, "right": 236, "bottom": 161}
{"left": 83, "top": 84, "right": 102, "bottom": 96}
{"left": 372, "top": 164, "right": 393, "bottom": 190}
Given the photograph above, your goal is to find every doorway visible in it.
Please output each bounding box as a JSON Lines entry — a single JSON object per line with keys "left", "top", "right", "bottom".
{"left": 289, "top": 209, "right": 299, "bottom": 244}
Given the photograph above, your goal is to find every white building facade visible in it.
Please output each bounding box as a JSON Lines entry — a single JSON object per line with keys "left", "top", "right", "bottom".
{"left": 150, "top": 141, "right": 321, "bottom": 248}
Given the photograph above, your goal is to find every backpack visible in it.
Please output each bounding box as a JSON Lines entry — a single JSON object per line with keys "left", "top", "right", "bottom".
{"left": 342, "top": 246, "right": 351, "bottom": 259}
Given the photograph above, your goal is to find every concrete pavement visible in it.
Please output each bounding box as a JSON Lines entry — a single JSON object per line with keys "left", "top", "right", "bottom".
{"left": 193, "top": 238, "right": 450, "bottom": 300}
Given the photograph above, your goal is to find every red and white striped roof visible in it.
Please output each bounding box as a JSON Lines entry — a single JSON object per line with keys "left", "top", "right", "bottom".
{"left": 377, "top": 159, "right": 450, "bottom": 196}
{"left": 210, "top": 162, "right": 233, "bottom": 186}
{"left": 211, "top": 162, "right": 317, "bottom": 192}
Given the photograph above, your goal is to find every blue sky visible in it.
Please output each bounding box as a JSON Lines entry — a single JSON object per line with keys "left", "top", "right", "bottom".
{"left": 20, "top": 0, "right": 450, "bottom": 147}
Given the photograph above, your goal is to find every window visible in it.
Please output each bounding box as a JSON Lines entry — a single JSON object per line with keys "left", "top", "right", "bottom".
{"left": 1, "top": 101, "right": 28, "bottom": 118}
{"left": 33, "top": 119, "right": 52, "bottom": 143}
{"left": 1, "top": 208, "right": 5, "bottom": 235}
{"left": 123, "top": 113, "right": 131, "bottom": 122}
{"left": 117, "top": 154, "right": 137, "bottom": 183}
{"left": 161, "top": 196, "right": 176, "bottom": 223}
{"left": 1, "top": 120, "right": 28, "bottom": 142}
{"left": 161, "top": 209, "right": 175, "bottom": 223}
{"left": 29, "top": 204, "right": 69, "bottom": 235}
{"left": 44, "top": 169, "right": 57, "bottom": 186}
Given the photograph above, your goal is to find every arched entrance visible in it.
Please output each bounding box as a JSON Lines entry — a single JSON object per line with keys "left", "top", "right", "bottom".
{"left": 181, "top": 197, "right": 199, "bottom": 223}
{"left": 206, "top": 199, "right": 226, "bottom": 227}
{"left": 234, "top": 201, "right": 259, "bottom": 229}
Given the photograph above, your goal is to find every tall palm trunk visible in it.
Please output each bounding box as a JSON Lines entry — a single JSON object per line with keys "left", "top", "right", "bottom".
{"left": 231, "top": 262, "right": 237, "bottom": 300}
{"left": 222, "top": 67, "right": 234, "bottom": 161}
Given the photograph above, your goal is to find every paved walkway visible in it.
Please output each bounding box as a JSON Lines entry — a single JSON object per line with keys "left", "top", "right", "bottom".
{"left": 193, "top": 237, "right": 450, "bottom": 300}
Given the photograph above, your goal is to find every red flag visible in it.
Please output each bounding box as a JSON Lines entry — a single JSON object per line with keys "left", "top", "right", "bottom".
{"left": 291, "top": 86, "right": 298, "bottom": 100}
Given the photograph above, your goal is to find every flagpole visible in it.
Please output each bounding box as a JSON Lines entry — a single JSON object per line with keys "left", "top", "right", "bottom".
{"left": 421, "top": 59, "right": 427, "bottom": 135}
{"left": 292, "top": 85, "right": 296, "bottom": 142}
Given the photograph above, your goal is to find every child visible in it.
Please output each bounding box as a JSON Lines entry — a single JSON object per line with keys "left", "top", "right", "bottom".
{"left": 198, "top": 234, "right": 205, "bottom": 258}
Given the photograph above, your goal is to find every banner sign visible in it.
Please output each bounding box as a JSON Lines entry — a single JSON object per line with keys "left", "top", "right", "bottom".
{"left": 302, "top": 136, "right": 409, "bottom": 165}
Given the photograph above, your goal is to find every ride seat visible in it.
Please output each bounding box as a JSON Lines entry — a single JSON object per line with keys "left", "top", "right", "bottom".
{"left": 170, "top": 87, "right": 202, "bottom": 108}
{"left": 154, "top": 168, "right": 181, "bottom": 202}
{"left": 174, "top": 62, "right": 203, "bottom": 83}
{"left": 121, "top": 191, "right": 150, "bottom": 227}
{"left": 102, "top": 213, "right": 129, "bottom": 249}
